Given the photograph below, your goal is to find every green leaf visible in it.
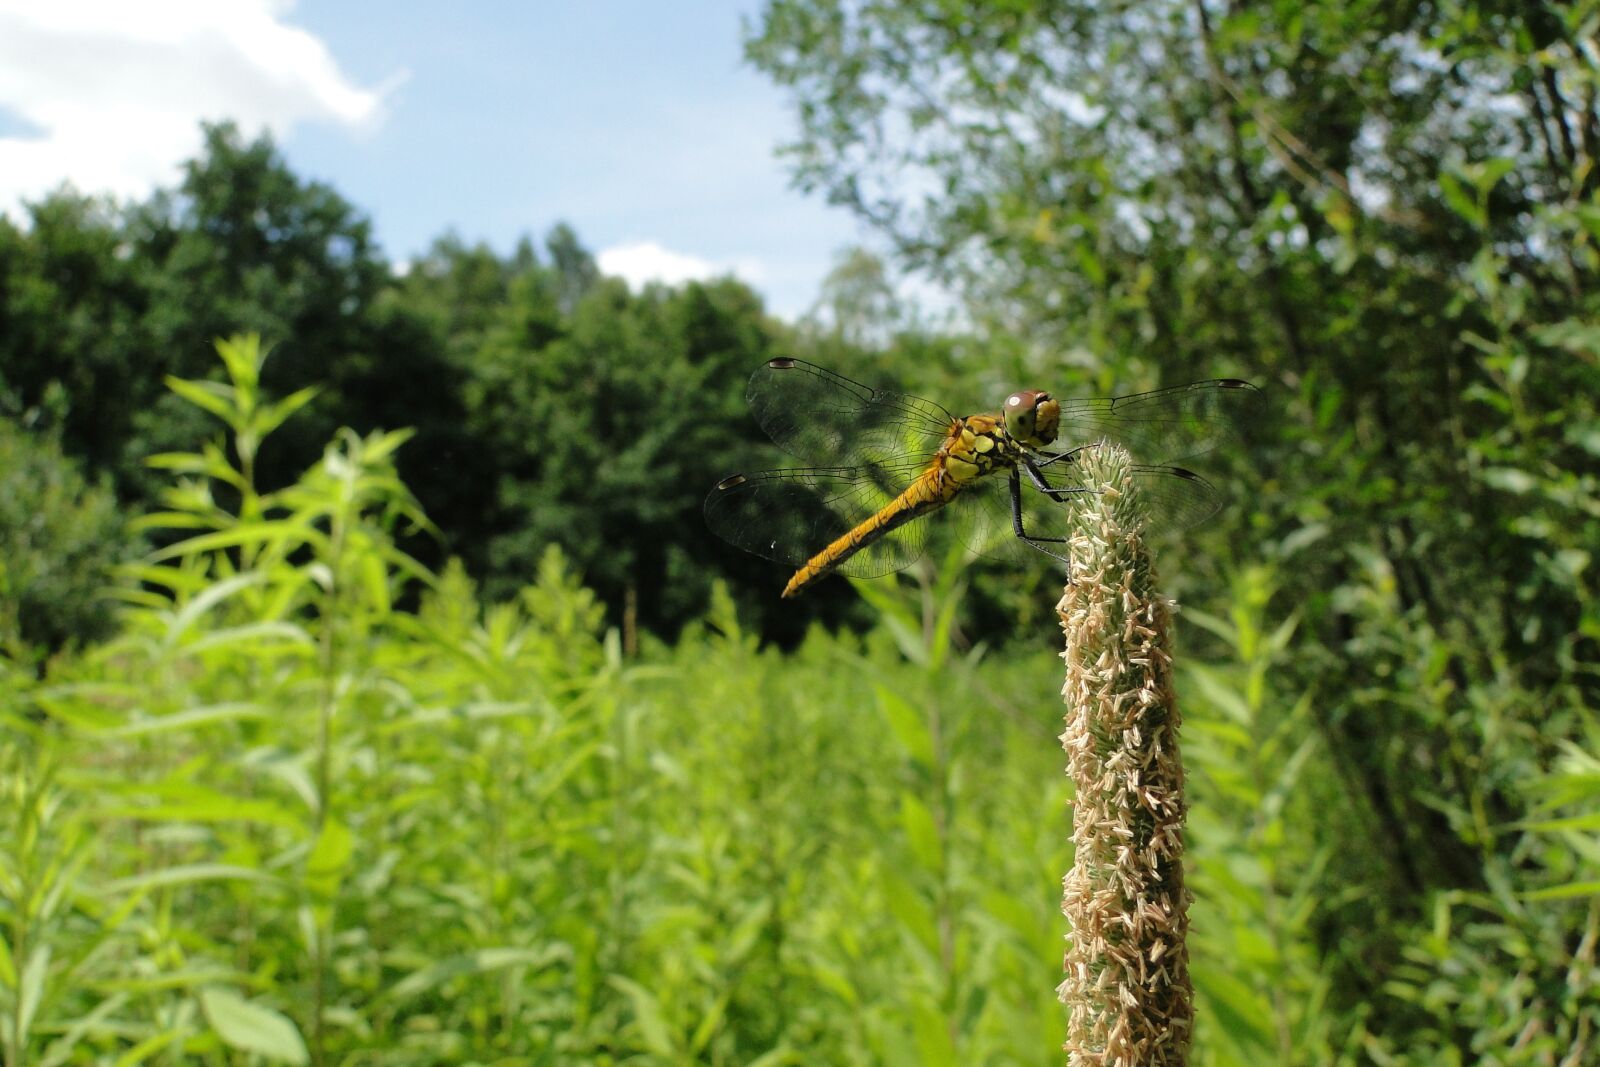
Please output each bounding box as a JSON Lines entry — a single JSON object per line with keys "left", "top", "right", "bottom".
{"left": 100, "top": 864, "right": 281, "bottom": 895}
{"left": 17, "top": 944, "right": 49, "bottom": 1045}
{"left": 688, "top": 989, "right": 732, "bottom": 1054}
{"left": 255, "top": 385, "right": 321, "bottom": 439}
{"left": 1192, "top": 964, "right": 1275, "bottom": 1056}
{"left": 106, "top": 702, "right": 270, "bottom": 738}
{"left": 166, "top": 571, "right": 268, "bottom": 642}
{"left": 910, "top": 996, "right": 958, "bottom": 1067}
{"left": 1186, "top": 664, "right": 1252, "bottom": 725}
{"left": 182, "top": 623, "right": 316, "bottom": 656}
{"left": 111, "top": 1027, "right": 190, "bottom": 1066}
{"left": 607, "top": 974, "right": 678, "bottom": 1056}
{"left": 1520, "top": 811, "right": 1600, "bottom": 832}
{"left": 1481, "top": 467, "right": 1537, "bottom": 494}
{"left": 1180, "top": 606, "right": 1237, "bottom": 645}
{"left": 305, "top": 818, "right": 354, "bottom": 896}
{"left": 144, "top": 451, "right": 214, "bottom": 474}
{"left": 1521, "top": 880, "right": 1600, "bottom": 902}
{"left": 214, "top": 334, "right": 264, "bottom": 392}
{"left": 878, "top": 686, "right": 934, "bottom": 766}
{"left": 199, "top": 988, "right": 309, "bottom": 1065}
{"left": 37, "top": 992, "right": 130, "bottom": 1067}
{"left": 882, "top": 871, "right": 939, "bottom": 960}
{"left": 360, "top": 550, "right": 392, "bottom": 615}
{"left": 1533, "top": 318, "right": 1600, "bottom": 360}
{"left": 164, "top": 375, "right": 239, "bottom": 424}
{"left": 900, "top": 793, "right": 943, "bottom": 872}
{"left": 97, "top": 790, "right": 299, "bottom": 829}
{"left": 148, "top": 520, "right": 320, "bottom": 564}
{"left": 1468, "top": 156, "right": 1515, "bottom": 195}
{"left": 387, "top": 946, "right": 568, "bottom": 1002}
{"left": 1438, "top": 170, "right": 1483, "bottom": 227}
{"left": 849, "top": 577, "right": 927, "bottom": 665}
{"left": 724, "top": 897, "right": 774, "bottom": 967}
{"left": 0, "top": 930, "right": 14, "bottom": 987}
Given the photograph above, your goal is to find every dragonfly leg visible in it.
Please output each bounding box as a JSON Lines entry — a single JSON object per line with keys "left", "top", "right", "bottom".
{"left": 1010, "top": 468, "right": 1071, "bottom": 546}
{"left": 1022, "top": 457, "right": 1092, "bottom": 502}
{"left": 1031, "top": 445, "right": 1087, "bottom": 472}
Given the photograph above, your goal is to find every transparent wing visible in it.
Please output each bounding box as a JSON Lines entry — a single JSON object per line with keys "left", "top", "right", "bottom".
{"left": 703, "top": 465, "right": 932, "bottom": 579}
{"left": 954, "top": 462, "right": 1225, "bottom": 566}
{"left": 1051, "top": 379, "right": 1261, "bottom": 466}
{"left": 746, "top": 358, "right": 955, "bottom": 468}
{"left": 943, "top": 471, "right": 1070, "bottom": 566}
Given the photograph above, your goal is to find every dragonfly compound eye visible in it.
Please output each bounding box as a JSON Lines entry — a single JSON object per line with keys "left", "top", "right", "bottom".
{"left": 1004, "top": 393, "right": 1033, "bottom": 438}
{"left": 1005, "top": 390, "right": 1058, "bottom": 446}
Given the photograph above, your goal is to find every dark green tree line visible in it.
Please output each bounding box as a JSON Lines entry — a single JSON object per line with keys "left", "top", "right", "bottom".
{"left": 0, "top": 124, "right": 897, "bottom": 645}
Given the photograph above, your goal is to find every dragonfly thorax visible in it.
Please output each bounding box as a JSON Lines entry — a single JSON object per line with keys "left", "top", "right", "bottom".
{"left": 939, "top": 413, "right": 1022, "bottom": 488}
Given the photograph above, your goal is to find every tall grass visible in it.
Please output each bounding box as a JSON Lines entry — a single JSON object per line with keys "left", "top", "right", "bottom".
{"left": 1, "top": 337, "right": 1593, "bottom": 1064}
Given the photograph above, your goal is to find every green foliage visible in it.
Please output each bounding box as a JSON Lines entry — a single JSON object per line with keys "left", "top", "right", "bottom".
{"left": 0, "top": 126, "right": 823, "bottom": 639}
{"left": 465, "top": 274, "right": 782, "bottom": 632}
{"left": 749, "top": 0, "right": 1600, "bottom": 1058}
{"left": 2, "top": 5, "right": 1597, "bottom": 1059}
{"left": 0, "top": 418, "right": 133, "bottom": 657}
{"left": 0, "top": 193, "right": 154, "bottom": 471}
{"left": 3, "top": 319, "right": 1594, "bottom": 1063}
{"left": 0, "top": 350, "right": 1081, "bottom": 1063}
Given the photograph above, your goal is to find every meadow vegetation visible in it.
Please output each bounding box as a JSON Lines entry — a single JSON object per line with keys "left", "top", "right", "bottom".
{"left": 3, "top": 0, "right": 1599, "bottom": 1062}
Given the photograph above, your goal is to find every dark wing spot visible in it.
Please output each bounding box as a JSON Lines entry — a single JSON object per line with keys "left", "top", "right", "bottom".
{"left": 767, "top": 357, "right": 798, "bottom": 370}
{"left": 714, "top": 474, "right": 748, "bottom": 490}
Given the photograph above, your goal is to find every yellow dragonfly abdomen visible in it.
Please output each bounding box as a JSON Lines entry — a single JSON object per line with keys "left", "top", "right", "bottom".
{"left": 781, "top": 467, "right": 950, "bottom": 597}
{"left": 779, "top": 415, "right": 1012, "bottom": 597}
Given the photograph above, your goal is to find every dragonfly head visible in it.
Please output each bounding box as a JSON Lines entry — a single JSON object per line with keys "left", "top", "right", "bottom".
{"left": 1003, "top": 390, "right": 1061, "bottom": 448}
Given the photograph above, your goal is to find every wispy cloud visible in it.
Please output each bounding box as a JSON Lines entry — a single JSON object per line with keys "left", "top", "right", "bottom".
{"left": 0, "top": 0, "right": 399, "bottom": 214}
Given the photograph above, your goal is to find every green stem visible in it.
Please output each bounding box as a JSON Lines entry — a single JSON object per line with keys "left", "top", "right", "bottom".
{"left": 310, "top": 499, "right": 348, "bottom": 1067}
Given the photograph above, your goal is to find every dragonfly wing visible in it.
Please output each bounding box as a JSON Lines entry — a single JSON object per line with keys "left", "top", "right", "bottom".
{"left": 946, "top": 470, "right": 1074, "bottom": 566}
{"left": 1127, "top": 465, "right": 1224, "bottom": 533}
{"left": 1052, "top": 378, "right": 1261, "bottom": 466}
{"left": 746, "top": 358, "right": 956, "bottom": 468}
{"left": 951, "top": 461, "right": 1225, "bottom": 566}
{"left": 704, "top": 466, "right": 930, "bottom": 579}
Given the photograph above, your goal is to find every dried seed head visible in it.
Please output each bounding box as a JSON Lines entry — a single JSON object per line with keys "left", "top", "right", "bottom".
{"left": 1057, "top": 444, "right": 1193, "bottom": 1066}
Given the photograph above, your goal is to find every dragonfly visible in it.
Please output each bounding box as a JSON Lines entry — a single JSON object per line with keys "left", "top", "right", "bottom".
{"left": 705, "top": 358, "right": 1259, "bottom": 598}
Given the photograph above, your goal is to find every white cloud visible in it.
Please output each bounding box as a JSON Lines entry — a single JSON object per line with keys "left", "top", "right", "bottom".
{"left": 598, "top": 240, "right": 765, "bottom": 290}
{"left": 0, "top": 0, "right": 397, "bottom": 215}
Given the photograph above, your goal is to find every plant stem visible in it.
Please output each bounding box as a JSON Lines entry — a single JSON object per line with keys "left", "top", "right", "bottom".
{"left": 310, "top": 490, "right": 349, "bottom": 1067}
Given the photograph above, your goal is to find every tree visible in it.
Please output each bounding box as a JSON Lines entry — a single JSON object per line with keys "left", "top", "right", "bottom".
{"left": 545, "top": 221, "right": 600, "bottom": 315}
{"left": 748, "top": 0, "right": 1600, "bottom": 1052}
{"left": 126, "top": 123, "right": 410, "bottom": 494}
{"left": 461, "top": 271, "right": 804, "bottom": 637}
{"left": 806, "top": 245, "right": 902, "bottom": 347}
{"left": 0, "top": 192, "right": 154, "bottom": 470}
{"left": 0, "top": 417, "right": 132, "bottom": 657}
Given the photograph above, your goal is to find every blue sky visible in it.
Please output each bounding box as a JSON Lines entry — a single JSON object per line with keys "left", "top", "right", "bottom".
{"left": 0, "top": 1, "right": 871, "bottom": 317}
